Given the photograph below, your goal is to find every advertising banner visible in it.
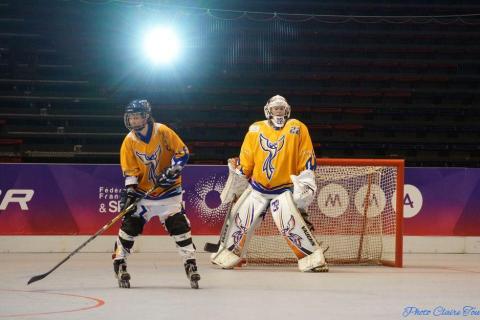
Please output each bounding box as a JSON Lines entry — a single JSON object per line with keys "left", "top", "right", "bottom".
{"left": 0, "top": 164, "right": 479, "bottom": 236}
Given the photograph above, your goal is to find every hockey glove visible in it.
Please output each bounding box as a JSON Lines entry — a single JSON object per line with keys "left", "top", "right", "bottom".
{"left": 120, "top": 187, "right": 140, "bottom": 216}
{"left": 156, "top": 166, "right": 181, "bottom": 189}
{"left": 291, "top": 170, "right": 317, "bottom": 209}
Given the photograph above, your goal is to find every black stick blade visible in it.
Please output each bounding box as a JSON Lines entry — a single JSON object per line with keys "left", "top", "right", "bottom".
{"left": 204, "top": 242, "right": 220, "bottom": 253}
{"left": 27, "top": 272, "right": 49, "bottom": 285}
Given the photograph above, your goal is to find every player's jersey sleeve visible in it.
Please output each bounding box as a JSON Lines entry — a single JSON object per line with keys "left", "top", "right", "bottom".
{"left": 297, "top": 122, "right": 317, "bottom": 172}
{"left": 164, "top": 125, "right": 189, "bottom": 168}
{"left": 238, "top": 124, "right": 257, "bottom": 178}
{"left": 120, "top": 133, "right": 141, "bottom": 180}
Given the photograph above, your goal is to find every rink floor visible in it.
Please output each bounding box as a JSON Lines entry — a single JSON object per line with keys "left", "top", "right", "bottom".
{"left": 1, "top": 252, "right": 479, "bottom": 320}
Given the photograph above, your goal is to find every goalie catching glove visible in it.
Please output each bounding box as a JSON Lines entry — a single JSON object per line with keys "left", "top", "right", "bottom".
{"left": 290, "top": 169, "right": 317, "bottom": 209}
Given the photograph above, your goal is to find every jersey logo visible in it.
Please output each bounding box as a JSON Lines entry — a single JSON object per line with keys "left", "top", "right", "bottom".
{"left": 135, "top": 146, "right": 161, "bottom": 183}
{"left": 290, "top": 126, "right": 300, "bottom": 135}
{"left": 280, "top": 213, "right": 303, "bottom": 248}
{"left": 259, "top": 134, "right": 285, "bottom": 180}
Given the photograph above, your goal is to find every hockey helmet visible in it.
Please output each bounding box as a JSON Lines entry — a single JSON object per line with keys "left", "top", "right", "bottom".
{"left": 124, "top": 99, "right": 152, "bottom": 131}
{"left": 264, "top": 95, "right": 291, "bottom": 128}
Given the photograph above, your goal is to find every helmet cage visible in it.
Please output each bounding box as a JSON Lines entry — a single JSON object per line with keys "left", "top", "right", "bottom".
{"left": 124, "top": 99, "right": 152, "bottom": 131}
{"left": 264, "top": 95, "right": 291, "bottom": 128}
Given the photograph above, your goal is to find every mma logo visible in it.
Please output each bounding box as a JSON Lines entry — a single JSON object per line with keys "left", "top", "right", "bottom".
{"left": 391, "top": 184, "right": 423, "bottom": 218}
{"left": 317, "top": 183, "right": 349, "bottom": 218}
{"left": 354, "top": 184, "right": 386, "bottom": 218}
{"left": 0, "top": 189, "right": 35, "bottom": 211}
{"left": 259, "top": 134, "right": 285, "bottom": 180}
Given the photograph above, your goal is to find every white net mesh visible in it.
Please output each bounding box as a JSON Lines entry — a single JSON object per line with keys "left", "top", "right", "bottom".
{"left": 244, "top": 160, "right": 402, "bottom": 266}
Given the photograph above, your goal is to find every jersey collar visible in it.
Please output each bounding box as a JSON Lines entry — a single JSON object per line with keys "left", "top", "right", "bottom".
{"left": 134, "top": 122, "right": 153, "bottom": 143}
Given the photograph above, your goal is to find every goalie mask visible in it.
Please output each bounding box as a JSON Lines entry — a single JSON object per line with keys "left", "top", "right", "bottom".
{"left": 264, "top": 95, "right": 291, "bottom": 128}
{"left": 124, "top": 99, "right": 152, "bottom": 131}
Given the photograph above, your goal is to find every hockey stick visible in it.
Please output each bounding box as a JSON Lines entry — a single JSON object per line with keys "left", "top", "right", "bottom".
{"left": 204, "top": 195, "right": 238, "bottom": 253}
{"left": 27, "top": 183, "right": 161, "bottom": 285}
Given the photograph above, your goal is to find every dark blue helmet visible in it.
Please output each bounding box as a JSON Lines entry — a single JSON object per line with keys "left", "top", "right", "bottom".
{"left": 124, "top": 99, "right": 152, "bottom": 131}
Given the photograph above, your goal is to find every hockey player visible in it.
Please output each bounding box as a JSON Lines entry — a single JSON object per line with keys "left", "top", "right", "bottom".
{"left": 112, "top": 99, "right": 201, "bottom": 289}
{"left": 211, "top": 95, "right": 328, "bottom": 272}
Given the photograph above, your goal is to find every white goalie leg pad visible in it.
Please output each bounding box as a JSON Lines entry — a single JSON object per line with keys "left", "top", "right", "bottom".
{"left": 270, "top": 191, "right": 327, "bottom": 271}
{"left": 210, "top": 188, "right": 252, "bottom": 268}
{"left": 220, "top": 167, "right": 249, "bottom": 204}
{"left": 211, "top": 188, "right": 269, "bottom": 268}
{"left": 211, "top": 187, "right": 252, "bottom": 260}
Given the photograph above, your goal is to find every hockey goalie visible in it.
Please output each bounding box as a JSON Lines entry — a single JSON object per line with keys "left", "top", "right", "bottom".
{"left": 210, "top": 95, "right": 328, "bottom": 272}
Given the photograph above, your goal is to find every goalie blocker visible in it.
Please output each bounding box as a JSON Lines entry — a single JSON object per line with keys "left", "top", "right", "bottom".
{"left": 211, "top": 189, "right": 328, "bottom": 272}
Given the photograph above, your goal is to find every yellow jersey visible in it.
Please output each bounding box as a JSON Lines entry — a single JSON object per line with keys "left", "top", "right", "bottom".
{"left": 239, "top": 119, "right": 316, "bottom": 193}
{"left": 120, "top": 123, "right": 189, "bottom": 198}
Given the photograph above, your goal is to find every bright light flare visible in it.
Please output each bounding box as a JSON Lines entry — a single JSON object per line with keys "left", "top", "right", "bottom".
{"left": 143, "top": 27, "right": 180, "bottom": 65}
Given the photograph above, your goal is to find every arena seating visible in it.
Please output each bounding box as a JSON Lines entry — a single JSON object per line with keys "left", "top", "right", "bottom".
{"left": 0, "top": 1, "right": 479, "bottom": 166}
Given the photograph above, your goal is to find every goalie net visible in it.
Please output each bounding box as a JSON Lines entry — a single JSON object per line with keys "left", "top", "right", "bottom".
{"left": 244, "top": 158, "right": 404, "bottom": 267}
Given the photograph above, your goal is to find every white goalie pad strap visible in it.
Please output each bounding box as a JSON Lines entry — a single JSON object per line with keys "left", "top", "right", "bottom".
{"left": 270, "top": 191, "right": 322, "bottom": 260}
{"left": 211, "top": 188, "right": 269, "bottom": 268}
{"left": 290, "top": 169, "right": 317, "bottom": 209}
{"left": 220, "top": 167, "right": 249, "bottom": 204}
{"left": 298, "top": 248, "right": 327, "bottom": 272}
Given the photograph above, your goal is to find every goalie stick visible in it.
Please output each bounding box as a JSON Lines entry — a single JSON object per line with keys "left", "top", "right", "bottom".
{"left": 203, "top": 195, "right": 238, "bottom": 253}
{"left": 27, "top": 182, "right": 163, "bottom": 285}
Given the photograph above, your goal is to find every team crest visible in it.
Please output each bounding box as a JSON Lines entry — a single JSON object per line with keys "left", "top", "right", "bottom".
{"left": 135, "top": 146, "right": 161, "bottom": 183}
{"left": 290, "top": 126, "right": 300, "bottom": 135}
{"left": 259, "top": 134, "right": 285, "bottom": 180}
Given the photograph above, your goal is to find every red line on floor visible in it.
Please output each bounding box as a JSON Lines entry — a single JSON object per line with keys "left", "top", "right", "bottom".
{"left": 0, "top": 289, "right": 105, "bottom": 318}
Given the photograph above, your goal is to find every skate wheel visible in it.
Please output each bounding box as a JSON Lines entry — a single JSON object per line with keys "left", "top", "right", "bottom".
{"left": 190, "top": 274, "right": 200, "bottom": 289}
{"left": 190, "top": 280, "right": 199, "bottom": 289}
{"left": 311, "top": 266, "right": 329, "bottom": 273}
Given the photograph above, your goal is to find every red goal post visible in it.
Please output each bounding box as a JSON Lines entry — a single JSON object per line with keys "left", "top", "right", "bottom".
{"left": 245, "top": 158, "right": 404, "bottom": 268}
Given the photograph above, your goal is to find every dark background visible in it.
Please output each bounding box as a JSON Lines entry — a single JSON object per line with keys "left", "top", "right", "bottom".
{"left": 1, "top": 0, "right": 479, "bottom": 166}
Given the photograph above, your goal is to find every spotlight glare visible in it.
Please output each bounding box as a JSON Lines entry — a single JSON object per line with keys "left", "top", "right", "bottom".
{"left": 143, "top": 27, "right": 180, "bottom": 64}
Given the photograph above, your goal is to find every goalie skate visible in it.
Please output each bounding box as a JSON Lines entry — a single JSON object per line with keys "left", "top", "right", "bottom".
{"left": 113, "top": 259, "right": 131, "bottom": 288}
{"left": 184, "top": 259, "right": 201, "bottom": 289}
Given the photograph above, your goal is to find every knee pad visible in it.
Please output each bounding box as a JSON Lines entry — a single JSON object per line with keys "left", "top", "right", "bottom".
{"left": 120, "top": 215, "right": 145, "bottom": 237}
{"left": 165, "top": 211, "right": 191, "bottom": 236}
{"left": 165, "top": 211, "right": 194, "bottom": 249}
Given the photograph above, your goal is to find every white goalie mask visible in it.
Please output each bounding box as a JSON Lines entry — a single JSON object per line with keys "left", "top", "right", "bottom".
{"left": 264, "top": 95, "right": 291, "bottom": 128}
